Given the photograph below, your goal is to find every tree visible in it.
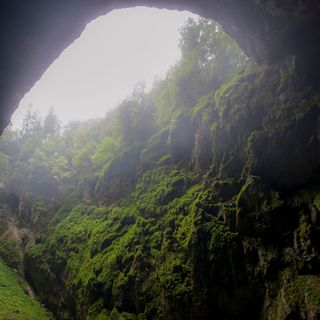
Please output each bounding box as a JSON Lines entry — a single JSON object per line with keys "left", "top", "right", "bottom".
{"left": 175, "top": 17, "right": 247, "bottom": 107}
{"left": 0, "top": 152, "right": 9, "bottom": 182}
{"left": 20, "top": 108, "right": 42, "bottom": 137}
{"left": 92, "top": 138, "right": 118, "bottom": 166}
{"left": 43, "top": 107, "right": 61, "bottom": 140}
{"left": 118, "top": 91, "right": 155, "bottom": 147}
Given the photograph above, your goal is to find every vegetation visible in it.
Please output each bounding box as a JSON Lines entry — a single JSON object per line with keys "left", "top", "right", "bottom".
{"left": 0, "top": 17, "right": 319, "bottom": 320}
{"left": 0, "top": 239, "right": 21, "bottom": 268}
{"left": 0, "top": 258, "right": 50, "bottom": 320}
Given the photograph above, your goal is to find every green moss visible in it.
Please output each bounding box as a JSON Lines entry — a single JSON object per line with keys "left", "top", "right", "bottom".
{"left": 133, "top": 167, "right": 197, "bottom": 216}
{"left": 270, "top": 270, "right": 320, "bottom": 319}
{"left": 32, "top": 175, "right": 214, "bottom": 318}
{"left": 18, "top": 54, "right": 320, "bottom": 319}
{"left": 109, "top": 308, "right": 137, "bottom": 320}
{"left": 156, "top": 154, "right": 171, "bottom": 165}
{"left": 235, "top": 177, "right": 253, "bottom": 228}
{"left": 190, "top": 94, "right": 214, "bottom": 125}
{"left": 26, "top": 243, "right": 45, "bottom": 260}
{"left": 175, "top": 213, "right": 194, "bottom": 248}
{"left": 214, "top": 74, "right": 242, "bottom": 116}
{"left": 206, "top": 218, "right": 238, "bottom": 261}
{"left": 140, "top": 127, "right": 170, "bottom": 165}
{"left": 278, "top": 55, "right": 296, "bottom": 90}
{"left": 294, "top": 276, "right": 320, "bottom": 310}
{"left": 87, "top": 299, "right": 109, "bottom": 320}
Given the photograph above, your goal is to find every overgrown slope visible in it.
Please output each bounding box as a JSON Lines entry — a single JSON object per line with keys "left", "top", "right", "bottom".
{"left": 0, "top": 18, "right": 319, "bottom": 320}
{"left": 0, "top": 258, "right": 51, "bottom": 320}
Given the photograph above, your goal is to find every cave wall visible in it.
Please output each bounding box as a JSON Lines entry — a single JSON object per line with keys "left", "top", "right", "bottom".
{"left": 1, "top": 0, "right": 320, "bottom": 132}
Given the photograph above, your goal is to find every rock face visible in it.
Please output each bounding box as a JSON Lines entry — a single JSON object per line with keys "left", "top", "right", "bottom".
{"left": 1, "top": 2, "right": 320, "bottom": 320}
{"left": 21, "top": 55, "right": 320, "bottom": 320}
{"left": 1, "top": 0, "right": 320, "bottom": 132}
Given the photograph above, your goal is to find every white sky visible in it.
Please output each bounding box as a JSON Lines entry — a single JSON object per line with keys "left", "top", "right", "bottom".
{"left": 11, "top": 7, "right": 196, "bottom": 127}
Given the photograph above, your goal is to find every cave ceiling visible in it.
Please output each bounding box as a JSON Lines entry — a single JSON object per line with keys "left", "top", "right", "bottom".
{"left": 1, "top": 0, "right": 320, "bottom": 132}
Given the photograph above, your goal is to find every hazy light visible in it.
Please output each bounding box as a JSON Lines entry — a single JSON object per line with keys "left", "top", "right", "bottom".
{"left": 11, "top": 7, "right": 196, "bottom": 127}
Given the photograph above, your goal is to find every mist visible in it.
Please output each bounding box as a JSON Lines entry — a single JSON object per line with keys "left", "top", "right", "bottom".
{"left": 11, "top": 7, "right": 195, "bottom": 128}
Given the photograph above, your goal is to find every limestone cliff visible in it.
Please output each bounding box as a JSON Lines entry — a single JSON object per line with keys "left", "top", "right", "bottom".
{"left": 22, "top": 56, "right": 320, "bottom": 320}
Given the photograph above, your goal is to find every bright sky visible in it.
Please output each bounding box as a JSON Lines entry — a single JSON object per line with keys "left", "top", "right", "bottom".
{"left": 11, "top": 7, "right": 196, "bottom": 127}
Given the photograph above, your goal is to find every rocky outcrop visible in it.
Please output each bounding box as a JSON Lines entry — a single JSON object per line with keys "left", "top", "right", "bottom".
{"left": 21, "top": 55, "right": 320, "bottom": 320}
{"left": 1, "top": 0, "right": 320, "bottom": 132}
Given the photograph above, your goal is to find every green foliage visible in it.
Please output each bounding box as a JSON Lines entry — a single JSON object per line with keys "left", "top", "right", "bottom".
{"left": 92, "top": 137, "right": 119, "bottom": 176}
{"left": 118, "top": 94, "right": 155, "bottom": 147}
{"left": 174, "top": 18, "right": 246, "bottom": 108}
{"left": 2, "top": 14, "right": 317, "bottom": 320}
{"left": 133, "top": 168, "right": 197, "bottom": 215}
{"left": 150, "top": 18, "right": 246, "bottom": 124}
{"left": 92, "top": 138, "right": 118, "bottom": 165}
{"left": 26, "top": 243, "right": 45, "bottom": 260}
{"left": 0, "top": 239, "right": 21, "bottom": 269}
{"left": 0, "top": 16, "right": 252, "bottom": 319}
{"left": 140, "top": 126, "right": 170, "bottom": 166}
{"left": 43, "top": 107, "right": 61, "bottom": 139}
{"left": 32, "top": 163, "right": 239, "bottom": 318}
{"left": 0, "top": 16, "right": 246, "bottom": 203}
{"left": 20, "top": 108, "right": 42, "bottom": 138}
{"left": 0, "top": 258, "right": 50, "bottom": 319}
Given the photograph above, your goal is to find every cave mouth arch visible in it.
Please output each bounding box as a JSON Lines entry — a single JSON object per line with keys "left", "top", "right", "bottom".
{"left": 11, "top": 7, "right": 198, "bottom": 127}
{"left": 1, "top": 0, "right": 320, "bottom": 132}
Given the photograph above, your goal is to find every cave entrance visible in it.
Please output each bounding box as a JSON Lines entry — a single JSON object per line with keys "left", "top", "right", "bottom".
{"left": 2, "top": 1, "right": 319, "bottom": 132}
{"left": 0, "top": 7, "right": 250, "bottom": 318}
{"left": 10, "top": 7, "right": 196, "bottom": 128}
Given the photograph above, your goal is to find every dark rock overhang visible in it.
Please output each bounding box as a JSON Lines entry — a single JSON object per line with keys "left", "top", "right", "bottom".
{"left": 1, "top": 0, "right": 320, "bottom": 132}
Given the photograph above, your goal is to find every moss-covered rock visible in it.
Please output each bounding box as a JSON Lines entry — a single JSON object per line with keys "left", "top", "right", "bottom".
{"left": 19, "top": 55, "right": 320, "bottom": 320}
{"left": 264, "top": 270, "right": 320, "bottom": 320}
